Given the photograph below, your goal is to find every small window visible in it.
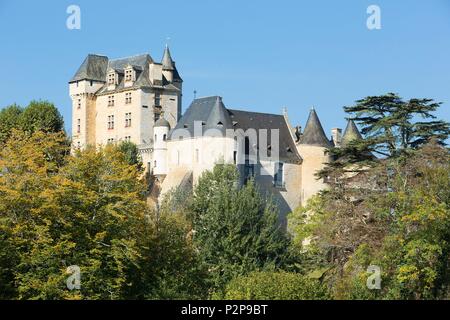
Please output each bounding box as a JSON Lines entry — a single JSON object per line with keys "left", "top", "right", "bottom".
{"left": 163, "top": 134, "right": 167, "bottom": 141}
{"left": 125, "top": 92, "right": 132, "bottom": 104}
{"left": 155, "top": 93, "right": 161, "bottom": 107}
{"left": 108, "top": 115, "right": 115, "bottom": 129}
{"left": 108, "top": 72, "right": 115, "bottom": 85}
{"left": 77, "top": 119, "right": 81, "bottom": 133}
{"left": 154, "top": 160, "right": 157, "bottom": 168}
{"left": 125, "top": 69, "right": 133, "bottom": 82}
{"left": 108, "top": 95, "right": 115, "bottom": 107}
{"left": 90, "top": 80, "right": 93, "bottom": 86}
{"left": 274, "top": 162, "right": 284, "bottom": 188}
{"left": 77, "top": 99, "right": 81, "bottom": 109}
{"left": 125, "top": 113, "right": 132, "bottom": 127}
{"left": 154, "top": 134, "right": 157, "bottom": 142}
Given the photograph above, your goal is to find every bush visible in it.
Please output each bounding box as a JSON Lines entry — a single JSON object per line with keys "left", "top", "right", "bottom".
{"left": 221, "top": 271, "right": 330, "bottom": 300}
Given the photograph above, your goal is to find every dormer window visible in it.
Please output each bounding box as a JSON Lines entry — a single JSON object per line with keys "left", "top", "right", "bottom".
{"left": 108, "top": 72, "right": 116, "bottom": 85}
{"left": 125, "top": 68, "right": 134, "bottom": 82}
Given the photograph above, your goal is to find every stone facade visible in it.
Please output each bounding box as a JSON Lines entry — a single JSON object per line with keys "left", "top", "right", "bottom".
{"left": 69, "top": 50, "right": 362, "bottom": 221}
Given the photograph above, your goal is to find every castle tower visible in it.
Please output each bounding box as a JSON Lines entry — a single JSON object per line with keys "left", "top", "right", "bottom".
{"left": 297, "top": 108, "right": 332, "bottom": 206}
{"left": 69, "top": 54, "right": 108, "bottom": 149}
{"left": 162, "top": 45, "right": 174, "bottom": 83}
{"left": 153, "top": 117, "right": 170, "bottom": 176}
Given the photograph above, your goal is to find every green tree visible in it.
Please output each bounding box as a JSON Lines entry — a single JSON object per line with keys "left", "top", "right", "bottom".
{"left": 221, "top": 271, "right": 330, "bottom": 300}
{"left": 321, "top": 93, "right": 450, "bottom": 178}
{"left": 0, "top": 132, "right": 146, "bottom": 299}
{"left": 19, "top": 100, "right": 64, "bottom": 134}
{"left": 190, "top": 164, "right": 291, "bottom": 293}
{"left": 118, "top": 141, "right": 142, "bottom": 169}
{"left": 290, "top": 142, "right": 450, "bottom": 300}
{"left": 0, "top": 104, "right": 23, "bottom": 145}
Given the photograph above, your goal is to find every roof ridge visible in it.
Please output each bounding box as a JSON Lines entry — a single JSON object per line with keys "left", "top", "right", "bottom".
{"left": 228, "top": 108, "right": 283, "bottom": 117}
{"left": 109, "top": 53, "right": 151, "bottom": 62}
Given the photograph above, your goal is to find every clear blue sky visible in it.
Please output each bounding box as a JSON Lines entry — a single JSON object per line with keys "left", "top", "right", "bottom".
{"left": 1, "top": 0, "right": 449, "bottom": 136}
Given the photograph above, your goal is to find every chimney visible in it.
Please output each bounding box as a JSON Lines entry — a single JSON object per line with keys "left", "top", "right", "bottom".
{"left": 331, "top": 128, "right": 342, "bottom": 147}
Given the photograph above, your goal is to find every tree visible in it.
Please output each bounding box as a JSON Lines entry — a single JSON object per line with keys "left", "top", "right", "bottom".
{"left": 19, "top": 100, "right": 64, "bottom": 134}
{"left": 290, "top": 142, "right": 450, "bottom": 299}
{"left": 190, "top": 164, "right": 291, "bottom": 293}
{"left": 118, "top": 141, "right": 142, "bottom": 169}
{"left": 0, "top": 132, "right": 147, "bottom": 299}
{"left": 0, "top": 104, "right": 23, "bottom": 145}
{"left": 320, "top": 93, "right": 450, "bottom": 178}
{"left": 221, "top": 271, "right": 330, "bottom": 300}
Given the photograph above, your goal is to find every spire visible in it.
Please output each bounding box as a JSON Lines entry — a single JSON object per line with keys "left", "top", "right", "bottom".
{"left": 341, "top": 119, "right": 363, "bottom": 146}
{"left": 299, "top": 109, "right": 332, "bottom": 147}
{"left": 162, "top": 45, "right": 174, "bottom": 71}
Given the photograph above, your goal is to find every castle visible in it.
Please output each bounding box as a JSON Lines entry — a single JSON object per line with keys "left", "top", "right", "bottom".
{"left": 69, "top": 47, "right": 362, "bottom": 223}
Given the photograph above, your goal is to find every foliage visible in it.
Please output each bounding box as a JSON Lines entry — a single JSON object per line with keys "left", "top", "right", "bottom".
{"left": 19, "top": 100, "right": 64, "bottom": 135}
{"left": 291, "top": 142, "right": 450, "bottom": 300}
{"left": 0, "top": 104, "right": 23, "bottom": 145}
{"left": 190, "top": 164, "right": 291, "bottom": 293}
{"left": 220, "top": 271, "right": 330, "bottom": 300}
{"left": 118, "top": 141, "right": 142, "bottom": 169}
{"left": 0, "top": 130, "right": 206, "bottom": 299}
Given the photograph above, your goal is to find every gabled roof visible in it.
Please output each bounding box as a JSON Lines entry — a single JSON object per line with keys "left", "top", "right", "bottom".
{"left": 70, "top": 54, "right": 108, "bottom": 83}
{"left": 299, "top": 108, "right": 332, "bottom": 147}
{"left": 341, "top": 119, "right": 363, "bottom": 146}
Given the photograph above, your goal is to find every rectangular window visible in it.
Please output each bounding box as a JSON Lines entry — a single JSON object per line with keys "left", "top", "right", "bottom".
{"left": 125, "top": 69, "right": 133, "bottom": 82}
{"left": 274, "top": 162, "right": 284, "bottom": 188}
{"left": 108, "top": 95, "right": 115, "bottom": 107}
{"left": 108, "top": 73, "right": 115, "bottom": 85}
{"left": 155, "top": 93, "right": 161, "bottom": 107}
{"left": 125, "top": 92, "right": 132, "bottom": 104}
{"left": 125, "top": 113, "right": 132, "bottom": 127}
{"left": 108, "top": 115, "right": 115, "bottom": 129}
{"left": 77, "top": 119, "right": 81, "bottom": 133}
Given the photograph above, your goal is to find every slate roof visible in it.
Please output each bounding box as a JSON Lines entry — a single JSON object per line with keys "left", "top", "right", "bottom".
{"left": 70, "top": 50, "right": 182, "bottom": 91}
{"left": 162, "top": 46, "right": 174, "bottom": 71}
{"left": 170, "top": 96, "right": 301, "bottom": 163}
{"left": 299, "top": 108, "right": 332, "bottom": 147}
{"left": 70, "top": 54, "right": 108, "bottom": 83}
{"left": 341, "top": 120, "right": 363, "bottom": 146}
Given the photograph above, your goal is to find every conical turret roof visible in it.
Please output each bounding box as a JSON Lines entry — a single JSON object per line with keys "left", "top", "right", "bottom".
{"left": 161, "top": 45, "right": 174, "bottom": 71}
{"left": 299, "top": 108, "right": 332, "bottom": 147}
{"left": 341, "top": 119, "right": 363, "bottom": 146}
